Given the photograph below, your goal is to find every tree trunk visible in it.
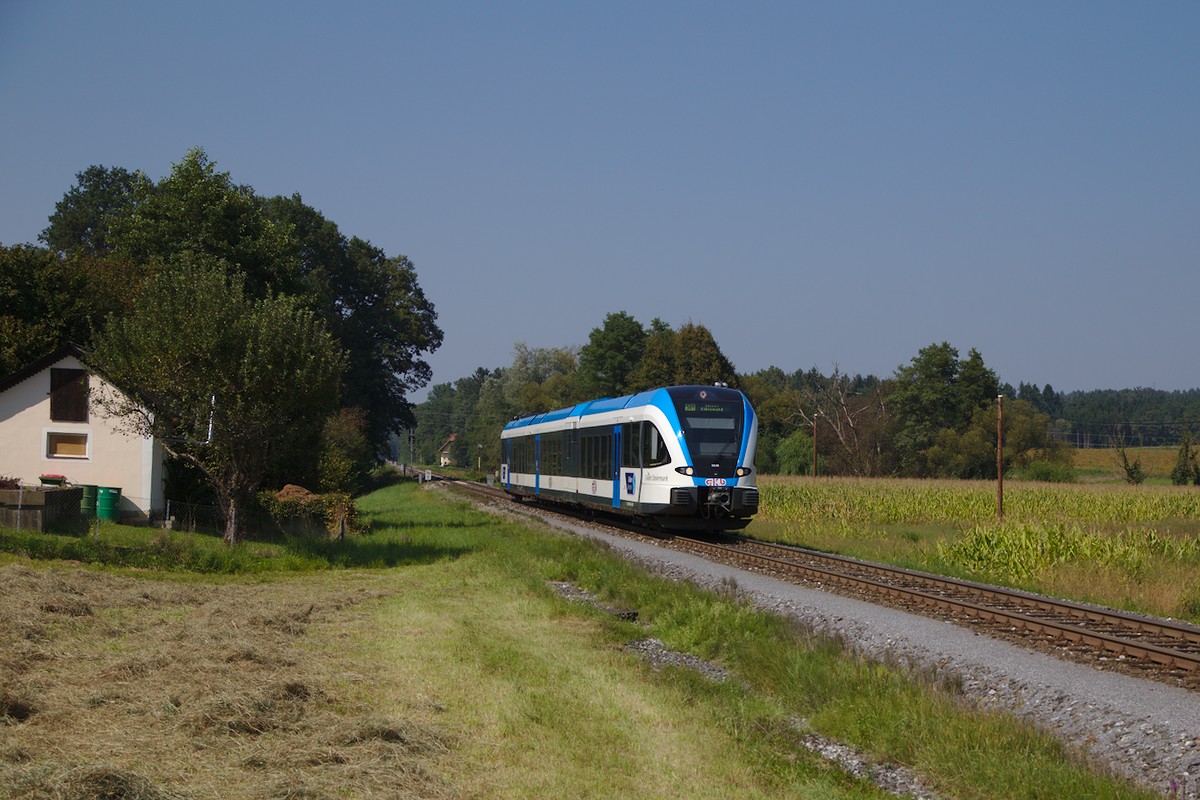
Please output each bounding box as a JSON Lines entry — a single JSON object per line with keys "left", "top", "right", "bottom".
{"left": 223, "top": 496, "right": 240, "bottom": 545}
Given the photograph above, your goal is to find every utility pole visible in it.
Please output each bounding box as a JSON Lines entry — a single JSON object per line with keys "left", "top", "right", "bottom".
{"left": 997, "top": 395, "right": 1004, "bottom": 521}
{"left": 812, "top": 415, "right": 818, "bottom": 477}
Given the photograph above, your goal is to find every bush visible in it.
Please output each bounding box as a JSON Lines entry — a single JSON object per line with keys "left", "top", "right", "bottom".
{"left": 1170, "top": 433, "right": 1199, "bottom": 486}
{"left": 775, "top": 429, "right": 814, "bottom": 476}
{"left": 1016, "top": 460, "right": 1075, "bottom": 483}
{"left": 257, "top": 490, "right": 358, "bottom": 538}
{"left": 318, "top": 408, "right": 373, "bottom": 495}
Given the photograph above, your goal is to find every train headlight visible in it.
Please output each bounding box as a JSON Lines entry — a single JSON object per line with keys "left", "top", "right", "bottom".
{"left": 736, "top": 467, "right": 753, "bottom": 477}
{"left": 675, "top": 466, "right": 695, "bottom": 477}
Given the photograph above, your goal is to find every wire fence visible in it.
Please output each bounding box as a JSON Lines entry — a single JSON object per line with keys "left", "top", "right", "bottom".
{"left": 154, "top": 500, "right": 289, "bottom": 539}
{"left": 0, "top": 487, "right": 329, "bottom": 539}
{"left": 0, "top": 487, "right": 234, "bottom": 537}
{"left": 153, "top": 499, "right": 229, "bottom": 536}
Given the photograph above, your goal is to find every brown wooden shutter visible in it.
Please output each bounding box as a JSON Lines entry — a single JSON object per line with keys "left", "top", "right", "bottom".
{"left": 50, "top": 368, "right": 88, "bottom": 422}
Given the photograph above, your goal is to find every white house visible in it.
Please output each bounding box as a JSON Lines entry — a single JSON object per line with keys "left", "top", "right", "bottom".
{"left": 0, "top": 344, "right": 165, "bottom": 522}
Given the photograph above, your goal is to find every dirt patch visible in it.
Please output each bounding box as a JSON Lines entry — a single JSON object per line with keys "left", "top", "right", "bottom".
{"left": 0, "top": 563, "right": 457, "bottom": 800}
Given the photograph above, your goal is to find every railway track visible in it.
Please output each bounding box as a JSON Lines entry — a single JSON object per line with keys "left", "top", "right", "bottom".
{"left": 441, "top": 475, "right": 1200, "bottom": 687}
{"left": 674, "top": 536, "right": 1200, "bottom": 680}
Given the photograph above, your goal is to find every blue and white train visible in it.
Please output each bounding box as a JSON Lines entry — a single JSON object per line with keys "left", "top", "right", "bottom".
{"left": 500, "top": 385, "right": 759, "bottom": 531}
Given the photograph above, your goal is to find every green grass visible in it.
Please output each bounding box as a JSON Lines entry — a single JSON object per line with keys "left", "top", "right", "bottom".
{"left": 355, "top": 483, "right": 1154, "bottom": 799}
{"left": 1, "top": 480, "right": 1160, "bottom": 799}
{"left": 0, "top": 481, "right": 472, "bottom": 573}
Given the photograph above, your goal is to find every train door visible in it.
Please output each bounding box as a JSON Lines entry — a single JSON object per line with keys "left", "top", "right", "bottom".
{"left": 566, "top": 423, "right": 579, "bottom": 491}
{"left": 611, "top": 425, "right": 622, "bottom": 509}
{"left": 502, "top": 438, "right": 510, "bottom": 489}
{"left": 534, "top": 434, "right": 541, "bottom": 495}
{"left": 619, "top": 421, "right": 641, "bottom": 509}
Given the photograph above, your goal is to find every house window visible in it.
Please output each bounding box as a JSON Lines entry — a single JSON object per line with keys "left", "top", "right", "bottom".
{"left": 50, "top": 368, "right": 88, "bottom": 422}
{"left": 46, "top": 432, "right": 89, "bottom": 459}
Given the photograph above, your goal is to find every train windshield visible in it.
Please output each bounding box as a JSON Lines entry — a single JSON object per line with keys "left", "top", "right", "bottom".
{"left": 668, "top": 388, "right": 745, "bottom": 472}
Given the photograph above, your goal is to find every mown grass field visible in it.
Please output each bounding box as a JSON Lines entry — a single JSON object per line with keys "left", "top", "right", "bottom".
{"left": 0, "top": 478, "right": 1166, "bottom": 799}
{"left": 754, "top": 475, "right": 1200, "bottom": 622}
{"left": 1072, "top": 447, "right": 1181, "bottom": 483}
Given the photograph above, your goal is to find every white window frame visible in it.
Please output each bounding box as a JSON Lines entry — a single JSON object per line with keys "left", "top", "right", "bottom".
{"left": 44, "top": 428, "right": 92, "bottom": 461}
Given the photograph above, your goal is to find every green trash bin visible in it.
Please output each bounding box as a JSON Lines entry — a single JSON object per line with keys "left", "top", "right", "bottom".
{"left": 96, "top": 487, "right": 122, "bottom": 521}
{"left": 80, "top": 485, "right": 98, "bottom": 518}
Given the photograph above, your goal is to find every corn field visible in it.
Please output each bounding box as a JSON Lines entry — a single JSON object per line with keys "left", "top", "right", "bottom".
{"left": 941, "top": 523, "right": 1200, "bottom": 582}
{"left": 755, "top": 476, "right": 1200, "bottom": 620}
{"left": 758, "top": 476, "right": 1200, "bottom": 527}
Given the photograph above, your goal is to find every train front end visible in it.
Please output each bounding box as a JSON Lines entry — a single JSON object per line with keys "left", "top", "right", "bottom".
{"left": 658, "top": 385, "right": 759, "bottom": 529}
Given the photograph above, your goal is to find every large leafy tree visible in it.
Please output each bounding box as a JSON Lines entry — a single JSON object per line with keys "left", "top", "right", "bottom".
{"left": 891, "top": 342, "right": 999, "bottom": 476}
{"left": 107, "top": 148, "right": 295, "bottom": 298}
{"left": 577, "top": 311, "right": 647, "bottom": 397}
{"left": 503, "top": 342, "right": 580, "bottom": 415}
{"left": 0, "top": 244, "right": 95, "bottom": 375}
{"left": 41, "top": 165, "right": 152, "bottom": 257}
{"left": 626, "top": 318, "right": 677, "bottom": 390}
{"left": 627, "top": 320, "right": 737, "bottom": 390}
{"left": 261, "top": 195, "right": 443, "bottom": 457}
{"left": 36, "top": 165, "right": 155, "bottom": 333}
{"left": 89, "top": 258, "right": 344, "bottom": 544}
{"left": 332, "top": 239, "right": 442, "bottom": 455}
{"left": 926, "top": 398, "right": 1068, "bottom": 479}
{"left": 674, "top": 322, "right": 738, "bottom": 387}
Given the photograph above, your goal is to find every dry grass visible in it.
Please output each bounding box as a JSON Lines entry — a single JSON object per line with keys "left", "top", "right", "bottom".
{"left": 1072, "top": 447, "right": 1179, "bottom": 481}
{"left": 0, "top": 563, "right": 455, "bottom": 800}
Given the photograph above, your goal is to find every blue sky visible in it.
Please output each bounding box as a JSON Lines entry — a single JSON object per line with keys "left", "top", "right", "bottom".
{"left": 2, "top": 1, "right": 1197, "bottom": 396}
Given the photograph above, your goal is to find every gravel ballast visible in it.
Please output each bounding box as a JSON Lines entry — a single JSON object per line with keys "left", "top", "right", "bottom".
{"left": 510, "top": 502, "right": 1200, "bottom": 799}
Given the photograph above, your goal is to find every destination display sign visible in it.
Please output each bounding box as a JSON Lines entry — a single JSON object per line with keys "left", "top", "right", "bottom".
{"left": 683, "top": 402, "right": 733, "bottom": 414}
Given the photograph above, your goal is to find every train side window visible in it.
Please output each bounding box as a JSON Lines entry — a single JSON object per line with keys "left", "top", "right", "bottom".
{"left": 621, "top": 423, "right": 638, "bottom": 467}
{"left": 642, "top": 423, "right": 671, "bottom": 467}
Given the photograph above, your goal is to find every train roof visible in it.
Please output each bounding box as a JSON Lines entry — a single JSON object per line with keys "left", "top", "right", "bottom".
{"left": 501, "top": 385, "right": 746, "bottom": 432}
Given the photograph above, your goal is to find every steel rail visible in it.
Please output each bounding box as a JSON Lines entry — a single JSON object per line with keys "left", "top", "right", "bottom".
{"left": 734, "top": 539, "right": 1200, "bottom": 650}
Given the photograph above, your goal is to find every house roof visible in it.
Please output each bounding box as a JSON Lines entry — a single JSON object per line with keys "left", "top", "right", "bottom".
{"left": 0, "top": 342, "right": 89, "bottom": 395}
{"left": 437, "top": 433, "right": 457, "bottom": 453}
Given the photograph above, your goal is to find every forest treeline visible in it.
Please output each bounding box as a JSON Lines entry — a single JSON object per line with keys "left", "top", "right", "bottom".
{"left": 413, "top": 312, "right": 1200, "bottom": 482}
{"left": 6, "top": 151, "right": 1196, "bottom": 512}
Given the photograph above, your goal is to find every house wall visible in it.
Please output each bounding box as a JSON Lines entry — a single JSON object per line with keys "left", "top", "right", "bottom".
{"left": 0, "top": 355, "right": 164, "bottom": 519}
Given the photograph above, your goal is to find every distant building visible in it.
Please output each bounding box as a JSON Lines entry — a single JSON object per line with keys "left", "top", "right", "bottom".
{"left": 437, "top": 433, "right": 457, "bottom": 467}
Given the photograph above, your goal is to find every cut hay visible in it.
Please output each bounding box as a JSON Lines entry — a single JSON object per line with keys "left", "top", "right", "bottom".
{"left": 0, "top": 564, "right": 454, "bottom": 799}
{"left": 10, "top": 764, "right": 177, "bottom": 800}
